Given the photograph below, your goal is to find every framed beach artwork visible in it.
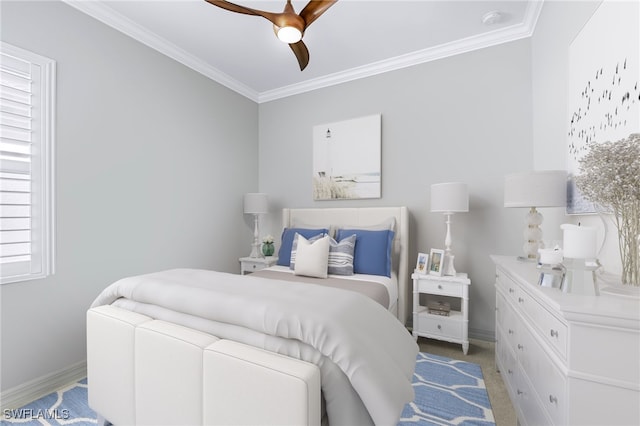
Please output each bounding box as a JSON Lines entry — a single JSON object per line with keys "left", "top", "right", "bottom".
{"left": 428, "top": 249, "right": 444, "bottom": 277}
{"left": 566, "top": 1, "right": 640, "bottom": 214}
{"left": 416, "top": 252, "right": 429, "bottom": 274}
{"left": 312, "top": 114, "right": 381, "bottom": 200}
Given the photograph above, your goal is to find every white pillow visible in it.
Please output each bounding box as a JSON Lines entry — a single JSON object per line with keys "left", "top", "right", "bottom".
{"left": 294, "top": 234, "right": 330, "bottom": 278}
{"left": 337, "top": 217, "right": 396, "bottom": 233}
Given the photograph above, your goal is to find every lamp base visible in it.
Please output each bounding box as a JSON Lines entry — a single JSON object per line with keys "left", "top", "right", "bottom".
{"left": 523, "top": 207, "right": 543, "bottom": 260}
{"left": 443, "top": 253, "right": 456, "bottom": 276}
{"left": 249, "top": 213, "right": 264, "bottom": 258}
{"left": 249, "top": 242, "right": 263, "bottom": 259}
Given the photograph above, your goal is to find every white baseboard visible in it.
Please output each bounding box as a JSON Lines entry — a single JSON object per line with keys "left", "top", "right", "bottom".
{"left": 1, "top": 360, "right": 87, "bottom": 411}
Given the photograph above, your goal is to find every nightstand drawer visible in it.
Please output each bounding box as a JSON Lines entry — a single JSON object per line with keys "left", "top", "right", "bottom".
{"left": 239, "top": 256, "right": 278, "bottom": 275}
{"left": 416, "top": 313, "right": 463, "bottom": 340}
{"left": 244, "top": 261, "right": 264, "bottom": 271}
{"left": 416, "top": 280, "right": 463, "bottom": 297}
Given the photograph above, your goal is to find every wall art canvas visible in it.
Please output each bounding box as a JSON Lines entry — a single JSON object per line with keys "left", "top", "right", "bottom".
{"left": 566, "top": 0, "right": 640, "bottom": 214}
{"left": 312, "top": 114, "right": 381, "bottom": 200}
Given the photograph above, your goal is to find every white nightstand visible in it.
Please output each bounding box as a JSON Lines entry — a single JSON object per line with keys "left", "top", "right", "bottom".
{"left": 239, "top": 256, "right": 278, "bottom": 275}
{"left": 412, "top": 271, "right": 470, "bottom": 354}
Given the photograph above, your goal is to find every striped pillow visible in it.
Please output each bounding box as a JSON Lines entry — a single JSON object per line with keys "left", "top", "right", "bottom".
{"left": 328, "top": 234, "right": 356, "bottom": 276}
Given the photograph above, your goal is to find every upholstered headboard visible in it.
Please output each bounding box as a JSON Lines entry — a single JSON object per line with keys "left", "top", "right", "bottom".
{"left": 282, "top": 207, "right": 409, "bottom": 326}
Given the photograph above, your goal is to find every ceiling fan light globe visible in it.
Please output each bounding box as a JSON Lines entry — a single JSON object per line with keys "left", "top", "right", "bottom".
{"left": 277, "top": 26, "right": 302, "bottom": 43}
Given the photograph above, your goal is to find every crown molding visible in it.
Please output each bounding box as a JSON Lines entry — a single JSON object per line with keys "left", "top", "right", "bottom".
{"left": 261, "top": 1, "right": 544, "bottom": 103}
{"left": 61, "top": 0, "right": 260, "bottom": 102}
{"left": 62, "top": 0, "right": 543, "bottom": 104}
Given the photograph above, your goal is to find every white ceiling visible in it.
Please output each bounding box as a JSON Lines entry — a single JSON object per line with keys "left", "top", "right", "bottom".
{"left": 63, "top": 0, "right": 542, "bottom": 102}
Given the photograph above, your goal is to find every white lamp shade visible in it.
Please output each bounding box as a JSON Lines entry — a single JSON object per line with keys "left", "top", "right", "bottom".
{"left": 430, "top": 182, "right": 469, "bottom": 213}
{"left": 504, "top": 170, "right": 567, "bottom": 208}
{"left": 243, "top": 193, "right": 268, "bottom": 214}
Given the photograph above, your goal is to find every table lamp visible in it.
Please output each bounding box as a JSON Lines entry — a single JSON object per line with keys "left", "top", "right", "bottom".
{"left": 243, "top": 193, "right": 268, "bottom": 258}
{"left": 431, "top": 182, "right": 469, "bottom": 276}
{"left": 504, "top": 170, "right": 566, "bottom": 261}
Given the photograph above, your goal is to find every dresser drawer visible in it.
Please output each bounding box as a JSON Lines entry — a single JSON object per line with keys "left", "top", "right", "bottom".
{"left": 496, "top": 270, "right": 520, "bottom": 304}
{"left": 519, "top": 318, "right": 567, "bottom": 425}
{"left": 417, "top": 279, "right": 463, "bottom": 297}
{"left": 517, "top": 288, "right": 568, "bottom": 359}
{"left": 496, "top": 327, "right": 518, "bottom": 395}
{"left": 416, "top": 313, "right": 463, "bottom": 340}
{"left": 516, "top": 372, "right": 552, "bottom": 426}
{"left": 496, "top": 291, "right": 519, "bottom": 352}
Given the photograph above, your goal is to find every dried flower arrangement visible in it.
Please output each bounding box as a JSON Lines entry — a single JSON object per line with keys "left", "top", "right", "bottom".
{"left": 575, "top": 133, "right": 640, "bottom": 285}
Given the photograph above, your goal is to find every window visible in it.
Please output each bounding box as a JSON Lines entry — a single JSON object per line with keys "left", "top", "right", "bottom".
{"left": 1, "top": 42, "right": 55, "bottom": 284}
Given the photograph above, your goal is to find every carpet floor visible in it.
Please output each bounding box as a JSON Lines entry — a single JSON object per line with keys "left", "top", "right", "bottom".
{"left": 2, "top": 351, "right": 496, "bottom": 426}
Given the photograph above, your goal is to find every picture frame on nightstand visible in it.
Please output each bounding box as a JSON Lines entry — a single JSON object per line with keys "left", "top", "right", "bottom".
{"left": 415, "top": 252, "right": 429, "bottom": 274}
{"left": 428, "top": 248, "right": 445, "bottom": 276}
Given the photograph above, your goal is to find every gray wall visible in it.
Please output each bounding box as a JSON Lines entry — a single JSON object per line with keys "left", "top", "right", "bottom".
{"left": 258, "top": 40, "right": 534, "bottom": 338}
{"left": 1, "top": 1, "right": 258, "bottom": 391}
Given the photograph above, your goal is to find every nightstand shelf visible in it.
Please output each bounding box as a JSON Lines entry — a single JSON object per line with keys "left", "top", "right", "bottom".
{"left": 412, "top": 272, "right": 470, "bottom": 354}
{"left": 239, "top": 256, "right": 278, "bottom": 275}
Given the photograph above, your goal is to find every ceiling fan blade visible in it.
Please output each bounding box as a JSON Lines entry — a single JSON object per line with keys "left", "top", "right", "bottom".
{"left": 299, "top": 1, "right": 337, "bottom": 28}
{"left": 204, "top": 0, "right": 280, "bottom": 26}
{"left": 289, "top": 40, "right": 310, "bottom": 71}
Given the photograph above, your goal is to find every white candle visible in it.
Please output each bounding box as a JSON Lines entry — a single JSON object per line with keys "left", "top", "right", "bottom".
{"left": 561, "top": 224, "right": 597, "bottom": 259}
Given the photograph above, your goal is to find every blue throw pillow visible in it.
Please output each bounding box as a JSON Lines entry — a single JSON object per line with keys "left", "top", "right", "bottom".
{"left": 335, "top": 228, "right": 395, "bottom": 277}
{"left": 277, "top": 227, "right": 329, "bottom": 266}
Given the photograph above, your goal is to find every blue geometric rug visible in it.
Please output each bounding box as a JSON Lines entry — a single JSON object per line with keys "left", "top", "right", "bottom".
{"left": 399, "top": 352, "right": 495, "bottom": 425}
{"left": 1, "top": 353, "right": 494, "bottom": 426}
{"left": 1, "top": 378, "right": 96, "bottom": 426}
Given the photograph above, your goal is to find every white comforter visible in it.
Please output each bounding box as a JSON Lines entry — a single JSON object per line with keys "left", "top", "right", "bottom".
{"left": 91, "top": 269, "right": 418, "bottom": 426}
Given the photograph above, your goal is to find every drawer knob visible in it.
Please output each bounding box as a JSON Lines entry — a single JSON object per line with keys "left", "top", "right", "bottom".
{"left": 550, "top": 329, "right": 559, "bottom": 338}
{"left": 508, "top": 329, "right": 514, "bottom": 335}
{"left": 517, "top": 344, "right": 524, "bottom": 350}
{"left": 518, "top": 297, "right": 524, "bottom": 303}
{"left": 517, "top": 389, "right": 524, "bottom": 396}
{"left": 507, "top": 369, "right": 513, "bottom": 375}
{"left": 509, "top": 288, "right": 515, "bottom": 294}
{"left": 549, "top": 395, "right": 558, "bottom": 404}
{"left": 437, "top": 324, "right": 442, "bottom": 330}
{"left": 438, "top": 284, "right": 443, "bottom": 289}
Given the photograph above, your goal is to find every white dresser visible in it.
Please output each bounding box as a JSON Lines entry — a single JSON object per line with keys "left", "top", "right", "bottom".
{"left": 492, "top": 255, "right": 640, "bottom": 426}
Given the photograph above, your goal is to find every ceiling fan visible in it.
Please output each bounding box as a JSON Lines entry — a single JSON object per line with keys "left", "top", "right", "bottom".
{"left": 204, "top": 0, "right": 338, "bottom": 71}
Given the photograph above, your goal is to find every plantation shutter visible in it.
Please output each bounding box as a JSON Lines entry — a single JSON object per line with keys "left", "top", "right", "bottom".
{"left": 0, "top": 43, "right": 55, "bottom": 284}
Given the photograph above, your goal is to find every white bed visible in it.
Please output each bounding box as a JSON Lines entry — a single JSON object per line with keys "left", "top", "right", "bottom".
{"left": 256, "top": 264, "right": 398, "bottom": 313}
{"left": 87, "top": 206, "right": 415, "bottom": 426}
{"left": 280, "top": 206, "right": 409, "bottom": 325}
